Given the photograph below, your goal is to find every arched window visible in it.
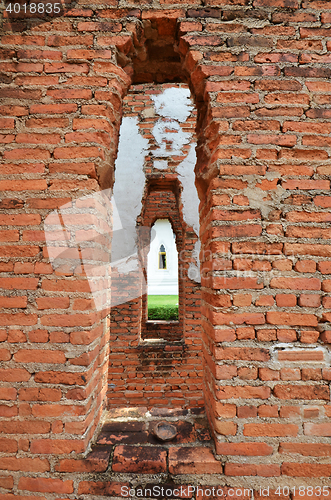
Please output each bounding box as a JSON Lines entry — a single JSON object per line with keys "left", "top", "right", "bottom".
{"left": 158, "top": 244, "right": 167, "bottom": 269}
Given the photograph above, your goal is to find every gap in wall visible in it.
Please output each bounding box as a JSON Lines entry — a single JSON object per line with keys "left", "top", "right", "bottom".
{"left": 147, "top": 218, "right": 179, "bottom": 322}
{"left": 107, "top": 82, "right": 203, "bottom": 409}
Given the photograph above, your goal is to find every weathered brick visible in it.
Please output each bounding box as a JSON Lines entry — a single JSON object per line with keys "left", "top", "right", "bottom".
{"left": 215, "top": 347, "right": 269, "bottom": 362}
{"left": 278, "top": 350, "right": 323, "bottom": 362}
{"left": 217, "top": 386, "right": 271, "bottom": 399}
{"left": 244, "top": 424, "right": 298, "bottom": 437}
{"left": 30, "top": 439, "right": 85, "bottom": 454}
{"left": 0, "top": 421, "right": 50, "bottom": 434}
{"left": 169, "top": 447, "right": 223, "bottom": 474}
{"left": 279, "top": 442, "right": 331, "bottom": 456}
{"left": 30, "top": 103, "right": 77, "bottom": 114}
{"left": 78, "top": 481, "right": 126, "bottom": 495}
{"left": 273, "top": 384, "right": 329, "bottom": 400}
{"left": 271, "top": 278, "right": 321, "bottom": 291}
{"left": 18, "top": 477, "right": 73, "bottom": 493}
{"left": 216, "top": 441, "right": 273, "bottom": 457}
{"left": 281, "top": 463, "right": 331, "bottom": 477}
{"left": 266, "top": 312, "right": 318, "bottom": 326}
{"left": 112, "top": 445, "right": 166, "bottom": 473}
{"left": 19, "top": 388, "right": 61, "bottom": 401}
{"left": 224, "top": 463, "right": 280, "bottom": 477}
{"left": 0, "top": 457, "right": 49, "bottom": 472}
{"left": 44, "top": 63, "right": 89, "bottom": 73}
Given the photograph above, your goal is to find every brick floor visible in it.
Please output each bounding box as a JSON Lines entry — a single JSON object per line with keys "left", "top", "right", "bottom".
{"left": 64, "top": 406, "right": 329, "bottom": 496}
{"left": 87, "top": 406, "right": 217, "bottom": 474}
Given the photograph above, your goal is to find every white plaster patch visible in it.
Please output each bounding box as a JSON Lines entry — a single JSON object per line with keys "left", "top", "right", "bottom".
{"left": 243, "top": 185, "right": 286, "bottom": 219}
{"left": 177, "top": 144, "right": 199, "bottom": 235}
{"left": 269, "top": 343, "right": 330, "bottom": 369}
{"left": 153, "top": 160, "right": 168, "bottom": 170}
{"left": 141, "top": 107, "right": 155, "bottom": 119}
{"left": 177, "top": 143, "right": 201, "bottom": 282}
{"left": 189, "top": 239, "right": 201, "bottom": 283}
{"left": 152, "top": 87, "right": 193, "bottom": 122}
{"left": 152, "top": 87, "right": 201, "bottom": 283}
{"left": 152, "top": 120, "right": 191, "bottom": 157}
{"left": 111, "top": 116, "right": 149, "bottom": 270}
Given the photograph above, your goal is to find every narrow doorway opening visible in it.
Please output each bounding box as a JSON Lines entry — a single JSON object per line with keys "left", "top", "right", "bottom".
{"left": 108, "top": 82, "right": 202, "bottom": 408}
{"left": 147, "top": 219, "right": 179, "bottom": 321}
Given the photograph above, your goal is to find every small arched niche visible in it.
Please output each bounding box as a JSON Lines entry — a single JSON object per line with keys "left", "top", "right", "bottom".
{"left": 147, "top": 219, "right": 179, "bottom": 321}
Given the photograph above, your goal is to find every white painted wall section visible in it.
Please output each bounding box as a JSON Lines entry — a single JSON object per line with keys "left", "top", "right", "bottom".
{"left": 147, "top": 219, "right": 179, "bottom": 295}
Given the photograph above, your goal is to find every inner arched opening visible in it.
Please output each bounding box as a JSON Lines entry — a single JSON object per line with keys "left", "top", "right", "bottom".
{"left": 147, "top": 219, "right": 179, "bottom": 321}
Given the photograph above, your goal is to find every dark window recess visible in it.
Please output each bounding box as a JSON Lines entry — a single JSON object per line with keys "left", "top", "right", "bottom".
{"left": 159, "top": 245, "right": 167, "bottom": 269}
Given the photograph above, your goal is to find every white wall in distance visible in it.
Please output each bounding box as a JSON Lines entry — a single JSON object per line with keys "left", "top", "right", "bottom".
{"left": 147, "top": 219, "right": 179, "bottom": 296}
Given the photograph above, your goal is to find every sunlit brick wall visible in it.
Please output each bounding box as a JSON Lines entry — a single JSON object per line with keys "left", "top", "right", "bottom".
{"left": 1, "top": 0, "right": 331, "bottom": 494}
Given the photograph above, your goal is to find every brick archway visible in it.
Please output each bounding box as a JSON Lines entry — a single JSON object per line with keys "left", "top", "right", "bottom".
{"left": 2, "top": 2, "right": 331, "bottom": 492}
{"left": 0, "top": 13, "right": 219, "bottom": 460}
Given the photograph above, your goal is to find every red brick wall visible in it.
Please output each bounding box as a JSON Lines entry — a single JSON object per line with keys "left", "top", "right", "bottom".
{"left": 0, "top": 14, "right": 133, "bottom": 490}
{"left": 1, "top": 0, "right": 331, "bottom": 493}
{"left": 108, "top": 84, "right": 203, "bottom": 408}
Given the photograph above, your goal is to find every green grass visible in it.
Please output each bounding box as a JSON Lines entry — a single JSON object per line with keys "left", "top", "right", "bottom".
{"left": 148, "top": 295, "right": 178, "bottom": 307}
{"left": 148, "top": 295, "right": 178, "bottom": 320}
